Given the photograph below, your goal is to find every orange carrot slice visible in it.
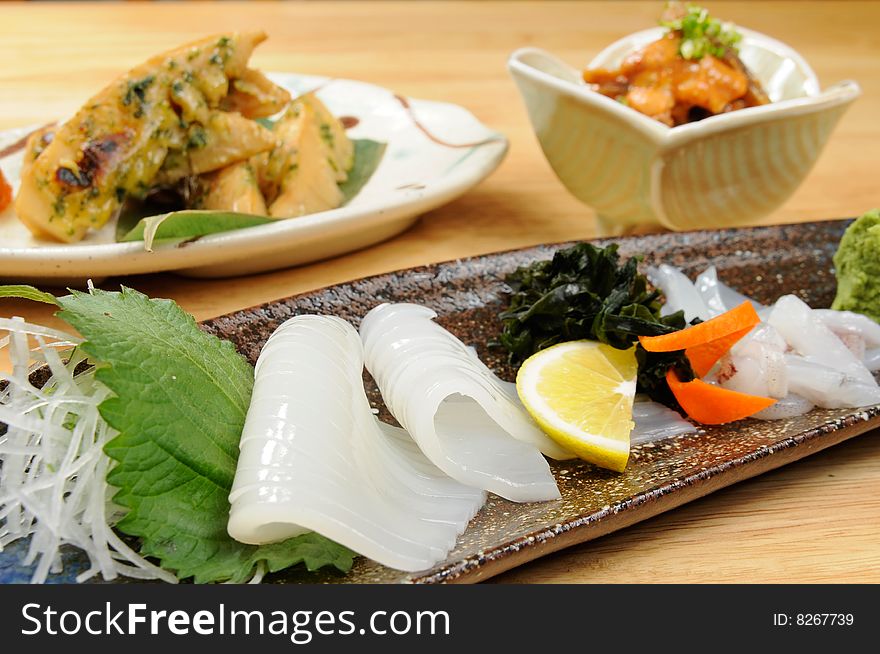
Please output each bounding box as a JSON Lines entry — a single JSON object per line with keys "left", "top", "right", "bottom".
{"left": 639, "top": 302, "right": 760, "bottom": 353}
{"left": 666, "top": 369, "right": 775, "bottom": 425}
{"left": 685, "top": 325, "right": 754, "bottom": 377}
{"left": 0, "top": 169, "right": 11, "bottom": 213}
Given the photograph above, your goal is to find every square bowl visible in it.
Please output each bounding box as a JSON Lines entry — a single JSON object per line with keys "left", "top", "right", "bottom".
{"left": 509, "top": 27, "right": 860, "bottom": 234}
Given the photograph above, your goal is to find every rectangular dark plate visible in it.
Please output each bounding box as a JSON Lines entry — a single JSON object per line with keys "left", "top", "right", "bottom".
{"left": 3, "top": 220, "right": 879, "bottom": 584}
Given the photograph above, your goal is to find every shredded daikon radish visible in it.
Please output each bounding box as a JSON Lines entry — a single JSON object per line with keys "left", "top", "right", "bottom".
{"left": 0, "top": 317, "right": 176, "bottom": 584}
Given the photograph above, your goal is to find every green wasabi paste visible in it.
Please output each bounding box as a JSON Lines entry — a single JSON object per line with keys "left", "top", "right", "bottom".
{"left": 832, "top": 209, "right": 880, "bottom": 322}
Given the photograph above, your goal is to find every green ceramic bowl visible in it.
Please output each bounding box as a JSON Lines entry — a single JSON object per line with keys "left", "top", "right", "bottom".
{"left": 509, "top": 27, "right": 860, "bottom": 234}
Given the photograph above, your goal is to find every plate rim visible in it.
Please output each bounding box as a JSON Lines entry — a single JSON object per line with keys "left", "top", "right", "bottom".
{"left": 0, "top": 74, "right": 509, "bottom": 280}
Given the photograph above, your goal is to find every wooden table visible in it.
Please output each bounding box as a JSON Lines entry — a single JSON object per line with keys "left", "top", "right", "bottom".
{"left": 2, "top": 1, "right": 878, "bottom": 583}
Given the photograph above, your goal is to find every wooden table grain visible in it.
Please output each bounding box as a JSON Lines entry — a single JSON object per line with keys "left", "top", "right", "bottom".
{"left": 1, "top": 1, "right": 879, "bottom": 583}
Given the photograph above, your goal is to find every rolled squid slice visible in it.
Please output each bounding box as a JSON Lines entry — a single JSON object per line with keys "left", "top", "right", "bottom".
{"left": 647, "top": 264, "right": 710, "bottom": 323}
{"left": 228, "top": 315, "right": 485, "bottom": 572}
{"left": 695, "top": 266, "right": 765, "bottom": 316}
{"left": 768, "top": 295, "right": 877, "bottom": 387}
{"left": 360, "top": 303, "right": 563, "bottom": 503}
{"left": 256, "top": 333, "right": 484, "bottom": 525}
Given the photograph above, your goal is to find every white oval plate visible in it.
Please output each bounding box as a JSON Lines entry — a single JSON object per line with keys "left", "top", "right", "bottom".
{"left": 0, "top": 73, "right": 507, "bottom": 284}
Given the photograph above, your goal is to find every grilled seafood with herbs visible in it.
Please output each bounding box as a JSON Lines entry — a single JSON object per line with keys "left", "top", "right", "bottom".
{"left": 14, "top": 32, "right": 288, "bottom": 242}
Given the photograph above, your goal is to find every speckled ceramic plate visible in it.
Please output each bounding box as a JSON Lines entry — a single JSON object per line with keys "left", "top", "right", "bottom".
{"left": 3, "top": 219, "right": 878, "bottom": 584}
{"left": 0, "top": 73, "right": 507, "bottom": 284}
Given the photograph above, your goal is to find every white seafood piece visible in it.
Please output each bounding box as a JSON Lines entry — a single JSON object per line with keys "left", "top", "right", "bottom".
{"left": 742, "top": 321, "right": 788, "bottom": 352}
{"left": 813, "top": 309, "right": 880, "bottom": 348}
{"left": 784, "top": 354, "right": 880, "bottom": 409}
{"left": 865, "top": 348, "right": 880, "bottom": 372}
{"left": 360, "top": 303, "right": 563, "bottom": 503}
{"left": 768, "top": 295, "right": 877, "bottom": 387}
{"left": 652, "top": 266, "right": 880, "bottom": 420}
{"left": 648, "top": 264, "right": 710, "bottom": 322}
{"left": 695, "top": 266, "right": 765, "bottom": 317}
{"left": 716, "top": 323, "right": 788, "bottom": 399}
{"left": 227, "top": 315, "right": 485, "bottom": 572}
{"left": 837, "top": 333, "right": 866, "bottom": 361}
{"left": 752, "top": 394, "right": 814, "bottom": 421}
{"left": 630, "top": 398, "right": 697, "bottom": 445}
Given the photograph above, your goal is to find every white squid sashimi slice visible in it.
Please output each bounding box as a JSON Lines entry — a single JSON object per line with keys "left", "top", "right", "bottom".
{"left": 752, "top": 394, "right": 814, "bottom": 420}
{"left": 360, "top": 303, "right": 563, "bottom": 503}
{"left": 716, "top": 323, "right": 789, "bottom": 399}
{"left": 784, "top": 354, "right": 880, "bottom": 409}
{"left": 694, "top": 266, "right": 766, "bottom": 316}
{"left": 630, "top": 398, "right": 697, "bottom": 445}
{"left": 865, "top": 349, "right": 880, "bottom": 372}
{"left": 228, "top": 315, "right": 485, "bottom": 572}
{"left": 813, "top": 309, "right": 880, "bottom": 349}
{"left": 648, "top": 264, "right": 710, "bottom": 322}
{"left": 768, "top": 295, "right": 877, "bottom": 387}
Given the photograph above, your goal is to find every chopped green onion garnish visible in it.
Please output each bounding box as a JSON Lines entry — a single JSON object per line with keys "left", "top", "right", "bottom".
{"left": 660, "top": 3, "right": 742, "bottom": 60}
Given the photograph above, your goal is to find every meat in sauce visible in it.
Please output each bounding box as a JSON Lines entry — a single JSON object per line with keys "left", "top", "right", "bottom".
{"left": 583, "top": 4, "right": 769, "bottom": 126}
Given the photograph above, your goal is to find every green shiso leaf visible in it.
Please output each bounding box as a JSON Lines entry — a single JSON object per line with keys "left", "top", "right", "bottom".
{"left": 119, "top": 210, "right": 274, "bottom": 248}
{"left": 255, "top": 117, "right": 276, "bottom": 130}
{"left": 115, "top": 198, "right": 156, "bottom": 242}
{"left": 55, "top": 286, "right": 355, "bottom": 583}
{"left": 339, "top": 139, "right": 387, "bottom": 204}
{"left": 117, "top": 139, "right": 386, "bottom": 246}
{"left": 497, "top": 242, "right": 695, "bottom": 406}
{"left": 0, "top": 284, "right": 59, "bottom": 305}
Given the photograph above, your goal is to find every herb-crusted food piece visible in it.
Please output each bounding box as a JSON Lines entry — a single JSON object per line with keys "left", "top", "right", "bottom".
{"left": 191, "top": 159, "right": 267, "bottom": 215}
{"left": 300, "top": 93, "right": 355, "bottom": 183}
{"left": 154, "top": 110, "right": 276, "bottom": 185}
{"left": 19, "top": 126, "right": 56, "bottom": 181}
{"left": 260, "top": 95, "right": 352, "bottom": 218}
{"left": 55, "top": 286, "right": 354, "bottom": 582}
{"left": 114, "top": 138, "right": 386, "bottom": 247}
{"left": 14, "top": 32, "right": 286, "bottom": 243}
{"left": 498, "top": 243, "right": 694, "bottom": 405}
{"left": 219, "top": 68, "right": 293, "bottom": 119}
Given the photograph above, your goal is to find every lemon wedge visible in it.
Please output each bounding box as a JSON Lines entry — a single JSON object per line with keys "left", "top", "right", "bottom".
{"left": 516, "top": 341, "right": 637, "bottom": 472}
